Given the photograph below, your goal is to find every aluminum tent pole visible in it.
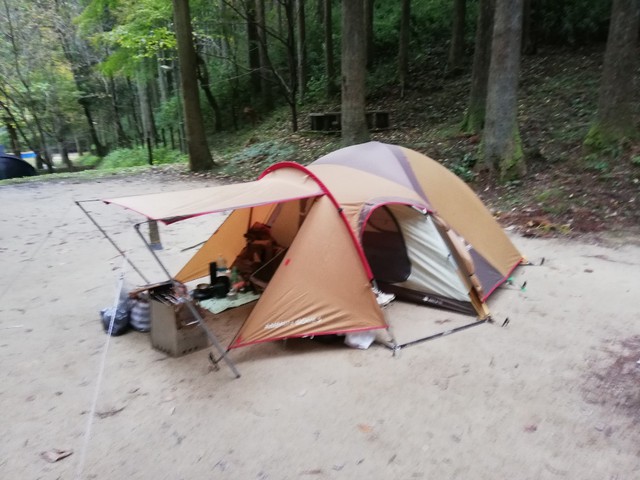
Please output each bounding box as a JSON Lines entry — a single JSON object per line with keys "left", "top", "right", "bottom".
{"left": 391, "top": 318, "right": 490, "bottom": 350}
{"left": 134, "top": 222, "right": 241, "bottom": 379}
{"left": 76, "top": 200, "right": 150, "bottom": 283}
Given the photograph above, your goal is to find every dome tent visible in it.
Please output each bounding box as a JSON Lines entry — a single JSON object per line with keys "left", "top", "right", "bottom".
{"left": 104, "top": 142, "right": 524, "bottom": 352}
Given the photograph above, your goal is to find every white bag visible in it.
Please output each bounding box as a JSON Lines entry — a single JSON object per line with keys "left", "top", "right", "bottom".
{"left": 344, "top": 331, "right": 376, "bottom": 350}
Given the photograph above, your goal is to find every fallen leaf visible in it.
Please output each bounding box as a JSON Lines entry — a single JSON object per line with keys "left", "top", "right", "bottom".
{"left": 95, "top": 406, "right": 125, "bottom": 419}
{"left": 40, "top": 449, "right": 73, "bottom": 463}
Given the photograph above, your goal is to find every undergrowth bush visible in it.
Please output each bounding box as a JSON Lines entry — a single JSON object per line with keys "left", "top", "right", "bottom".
{"left": 97, "top": 147, "right": 187, "bottom": 169}
{"left": 76, "top": 154, "right": 101, "bottom": 168}
{"left": 221, "top": 140, "right": 297, "bottom": 178}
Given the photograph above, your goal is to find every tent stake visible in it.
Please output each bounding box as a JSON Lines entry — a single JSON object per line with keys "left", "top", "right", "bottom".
{"left": 134, "top": 222, "right": 241, "bottom": 379}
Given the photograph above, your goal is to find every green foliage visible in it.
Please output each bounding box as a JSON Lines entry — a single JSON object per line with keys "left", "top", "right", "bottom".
{"left": 80, "top": 0, "right": 175, "bottom": 76}
{"left": 221, "top": 140, "right": 297, "bottom": 179}
{"left": 583, "top": 139, "right": 622, "bottom": 173}
{"left": 76, "top": 154, "right": 102, "bottom": 168}
{"left": 585, "top": 119, "right": 638, "bottom": 154}
{"left": 584, "top": 154, "right": 610, "bottom": 173}
{"left": 450, "top": 153, "right": 477, "bottom": 182}
{"left": 535, "top": 187, "right": 571, "bottom": 215}
{"left": 374, "top": 0, "right": 453, "bottom": 59}
{"left": 537, "top": 0, "right": 611, "bottom": 44}
{"left": 155, "top": 96, "right": 182, "bottom": 132}
{"left": 631, "top": 156, "right": 640, "bottom": 167}
{"left": 97, "top": 147, "right": 186, "bottom": 169}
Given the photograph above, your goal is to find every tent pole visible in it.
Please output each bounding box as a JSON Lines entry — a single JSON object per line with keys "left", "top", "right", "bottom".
{"left": 134, "top": 222, "right": 241, "bottom": 379}
{"left": 180, "top": 300, "right": 241, "bottom": 378}
{"left": 76, "top": 200, "right": 150, "bottom": 283}
{"left": 134, "top": 222, "right": 173, "bottom": 279}
{"left": 389, "top": 318, "right": 490, "bottom": 350}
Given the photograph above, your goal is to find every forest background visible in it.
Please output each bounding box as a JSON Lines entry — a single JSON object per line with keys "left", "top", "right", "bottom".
{"left": 0, "top": 0, "right": 638, "bottom": 236}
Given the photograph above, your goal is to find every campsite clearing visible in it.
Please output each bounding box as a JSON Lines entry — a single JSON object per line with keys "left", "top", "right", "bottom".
{"left": 1, "top": 173, "right": 639, "bottom": 479}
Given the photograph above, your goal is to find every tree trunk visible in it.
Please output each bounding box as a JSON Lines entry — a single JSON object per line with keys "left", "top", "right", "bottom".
{"left": 58, "top": 140, "right": 72, "bottom": 170}
{"left": 341, "top": 0, "right": 369, "bottom": 146}
{"left": 219, "top": 0, "right": 230, "bottom": 58}
{"left": 137, "top": 73, "right": 153, "bottom": 163}
{"left": 285, "top": 0, "right": 299, "bottom": 131}
{"left": 52, "top": 0, "right": 108, "bottom": 158}
{"left": 364, "top": 0, "right": 374, "bottom": 67}
{"left": 324, "top": 0, "right": 337, "bottom": 97}
{"left": 79, "top": 98, "right": 107, "bottom": 158}
{"left": 126, "top": 77, "right": 144, "bottom": 146}
{"left": 158, "top": 54, "right": 169, "bottom": 104}
{"left": 398, "top": 0, "right": 411, "bottom": 97}
{"left": 4, "top": 117, "right": 21, "bottom": 155}
{"left": 480, "top": 0, "right": 525, "bottom": 181}
{"left": 585, "top": 0, "right": 640, "bottom": 148}
{"left": 461, "top": 0, "right": 494, "bottom": 134}
{"left": 173, "top": 0, "right": 216, "bottom": 171}
{"left": 0, "top": 99, "right": 39, "bottom": 163}
{"left": 109, "top": 76, "right": 131, "bottom": 148}
{"left": 521, "top": 0, "right": 537, "bottom": 54}
{"left": 246, "top": 1, "right": 262, "bottom": 99}
{"left": 195, "top": 51, "right": 224, "bottom": 131}
{"left": 256, "top": 0, "right": 273, "bottom": 109}
{"left": 447, "top": 0, "right": 466, "bottom": 75}
{"left": 296, "top": 0, "right": 308, "bottom": 102}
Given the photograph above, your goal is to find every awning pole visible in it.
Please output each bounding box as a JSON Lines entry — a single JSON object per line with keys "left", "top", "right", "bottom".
{"left": 134, "top": 222, "right": 172, "bottom": 279}
{"left": 134, "top": 222, "right": 241, "bottom": 379}
{"left": 76, "top": 200, "right": 150, "bottom": 283}
{"left": 181, "top": 300, "right": 241, "bottom": 379}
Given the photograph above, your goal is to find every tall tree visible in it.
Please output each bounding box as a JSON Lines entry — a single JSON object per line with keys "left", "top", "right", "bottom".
{"left": 2, "top": 0, "right": 55, "bottom": 170}
{"left": 173, "top": 0, "right": 216, "bottom": 171}
{"left": 296, "top": 0, "right": 307, "bottom": 101}
{"left": 255, "top": 0, "right": 273, "bottom": 109}
{"left": 460, "top": 0, "right": 494, "bottom": 133}
{"left": 136, "top": 70, "right": 154, "bottom": 164}
{"left": 364, "top": 0, "right": 374, "bottom": 67}
{"left": 195, "top": 49, "right": 224, "bottom": 131}
{"left": 246, "top": 0, "right": 262, "bottom": 99}
{"left": 398, "top": 0, "right": 411, "bottom": 97}
{"left": 53, "top": 0, "right": 108, "bottom": 158}
{"left": 108, "top": 75, "right": 131, "bottom": 148}
{"left": 341, "top": 0, "right": 369, "bottom": 145}
{"left": 521, "top": 0, "right": 537, "bottom": 54}
{"left": 3, "top": 115, "right": 20, "bottom": 155}
{"left": 585, "top": 0, "right": 640, "bottom": 148}
{"left": 480, "top": 0, "right": 525, "bottom": 181}
{"left": 323, "top": 0, "right": 337, "bottom": 97}
{"left": 447, "top": 0, "right": 466, "bottom": 75}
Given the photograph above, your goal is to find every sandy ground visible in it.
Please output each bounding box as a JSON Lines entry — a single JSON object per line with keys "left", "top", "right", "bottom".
{"left": 1, "top": 174, "right": 639, "bottom": 480}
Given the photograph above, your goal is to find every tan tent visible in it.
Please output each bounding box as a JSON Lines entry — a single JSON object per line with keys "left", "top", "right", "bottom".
{"left": 105, "top": 142, "right": 524, "bottom": 350}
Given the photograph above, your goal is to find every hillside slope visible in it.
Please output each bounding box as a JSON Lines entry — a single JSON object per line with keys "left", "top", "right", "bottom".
{"left": 214, "top": 45, "right": 639, "bottom": 238}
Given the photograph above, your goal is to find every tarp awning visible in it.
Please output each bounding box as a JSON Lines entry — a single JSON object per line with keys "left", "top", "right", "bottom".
{"left": 103, "top": 168, "right": 324, "bottom": 224}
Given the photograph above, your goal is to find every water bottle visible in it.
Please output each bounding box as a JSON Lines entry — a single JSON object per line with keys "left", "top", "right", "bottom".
{"left": 216, "top": 254, "right": 227, "bottom": 275}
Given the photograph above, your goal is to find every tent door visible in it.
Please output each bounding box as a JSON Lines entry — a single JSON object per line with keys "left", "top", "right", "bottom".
{"left": 361, "top": 205, "right": 412, "bottom": 283}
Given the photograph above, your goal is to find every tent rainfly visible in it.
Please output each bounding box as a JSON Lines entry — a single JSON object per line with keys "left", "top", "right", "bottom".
{"left": 104, "top": 142, "right": 524, "bottom": 350}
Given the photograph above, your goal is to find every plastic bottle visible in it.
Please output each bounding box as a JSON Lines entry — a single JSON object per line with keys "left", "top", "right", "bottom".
{"left": 230, "top": 266, "right": 239, "bottom": 284}
{"left": 216, "top": 254, "right": 227, "bottom": 275}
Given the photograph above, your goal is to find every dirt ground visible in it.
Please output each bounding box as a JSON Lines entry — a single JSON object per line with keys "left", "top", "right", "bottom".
{"left": 1, "top": 174, "right": 639, "bottom": 480}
